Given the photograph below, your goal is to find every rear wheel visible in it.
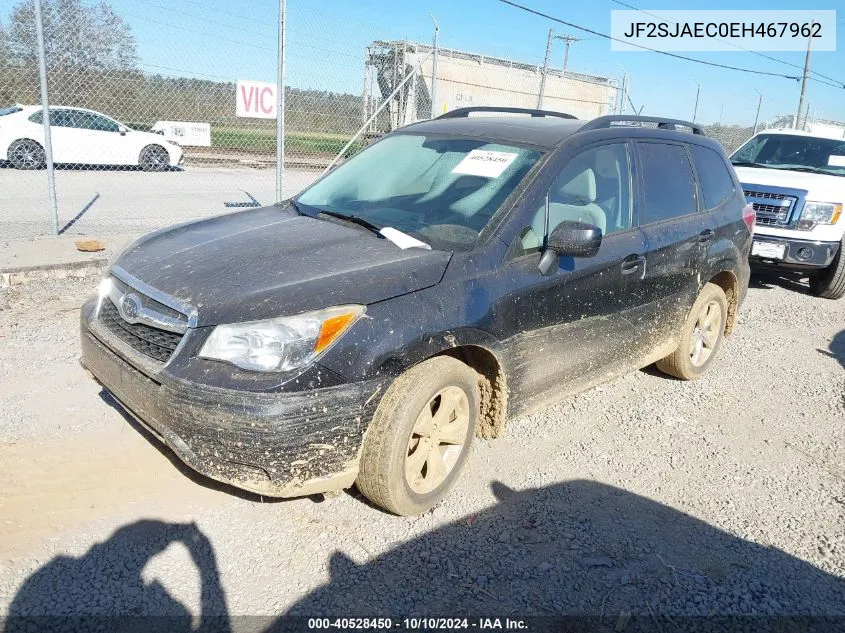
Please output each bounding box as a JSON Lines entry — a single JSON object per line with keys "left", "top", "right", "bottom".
{"left": 356, "top": 356, "right": 479, "bottom": 516}
{"left": 139, "top": 145, "right": 170, "bottom": 172}
{"left": 656, "top": 282, "right": 728, "bottom": 380}
{"left": 8, "top": 139, "right": 46, "bottom": 170}
{"left": 809, "top": 240, "right": 845, "bottom": 300}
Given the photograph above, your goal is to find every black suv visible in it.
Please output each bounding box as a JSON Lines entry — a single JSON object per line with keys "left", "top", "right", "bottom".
{"left": 80, "top": 109, "right": 752, "bottom": 515}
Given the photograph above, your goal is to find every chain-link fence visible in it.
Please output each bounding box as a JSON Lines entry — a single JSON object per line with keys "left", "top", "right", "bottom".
{"left": 0, "top": 0, "right": 833, "bottom": 243}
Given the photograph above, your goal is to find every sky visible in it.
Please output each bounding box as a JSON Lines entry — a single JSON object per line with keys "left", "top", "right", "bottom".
{"left": 1, "top": 0, "right": 843, "bottom": 126}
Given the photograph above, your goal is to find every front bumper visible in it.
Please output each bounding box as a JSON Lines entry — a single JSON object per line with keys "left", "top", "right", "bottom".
{"left": 80, "top": 301, "right": 384, "bottom": 497}
{"left": 749, "top": 234, "right": 840, "bottom": 270}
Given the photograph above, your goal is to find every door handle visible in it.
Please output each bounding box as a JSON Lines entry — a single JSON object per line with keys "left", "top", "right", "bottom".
{"left": 698, "top": 229, "right": 715, "bottom": 242}
{"left": 621, "top": 254, "right": 646, "bottom": 274}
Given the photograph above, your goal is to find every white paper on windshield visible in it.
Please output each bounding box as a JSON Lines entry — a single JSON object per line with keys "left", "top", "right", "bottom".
{"left": 827, "top": 155, "right": 845, "bottom": 167}
{"left": 452, "top": 150, "right": 518, "bottom": 178}
{"left": 379, "top": 227, "right": 431, "bottom": 250}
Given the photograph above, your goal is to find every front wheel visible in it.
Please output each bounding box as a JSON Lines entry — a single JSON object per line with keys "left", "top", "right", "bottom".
{"left": 809, "top": 240, "right": 845, "bottom": 300}
{"left": 356, "top": 356, "right": 479, "bottom": 516}
{"left": 8, "top": 139, "right": 46, "bottom": 170}
{"left": 656, "top": 282, "right": 728, "bottom": 380}
{"left": 139, "top": 145, "right": 170, "bottom": 172}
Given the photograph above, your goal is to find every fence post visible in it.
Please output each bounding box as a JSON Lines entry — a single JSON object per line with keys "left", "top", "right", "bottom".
{"left": 275, "top": 0, "right": 286, "bottom": 203}
{"left": 33, "top": 0, "right": 59, "bottom": 236}
{"left": 429, "top": 13, "right": 439, "bottom": 120}
{"left": 537, "top": 28, "right": 553, "bottom": 109}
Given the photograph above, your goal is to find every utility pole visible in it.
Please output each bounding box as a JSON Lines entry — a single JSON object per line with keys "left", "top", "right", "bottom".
{"left": 429, "top": 13, "right": 439, "bottom": 119}
{"left": 275, "top": 0, "right": 286, "bottom": 203}
{"left": 692, "top": 80, "right": 700, "bottom": 123}
{"left": 34, "top": 0, "right": 58, "bottom": 236}
{"left": 558, "top": 34, "right": 579, "bottom": 74}
{"left": 537, "top": 28, "right": 554, "bottom": 109}
{"left": 795, "top": 22, "right": 813, "bottom": 130}
{"left": 753, "top": 89, "right": 763, "bottom": 134}
{"left": 619, "top": 72, "right": 628, "bottom": 114}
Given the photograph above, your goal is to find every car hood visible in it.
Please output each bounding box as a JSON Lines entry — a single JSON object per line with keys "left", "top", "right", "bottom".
{"left": 113, "top": 205, "right": 452, "bottom": 326}
{"left": 734, "top": 166, "right": 845, "bottom": 202}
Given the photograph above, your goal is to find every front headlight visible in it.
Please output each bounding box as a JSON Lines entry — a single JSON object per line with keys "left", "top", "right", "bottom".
{"left": 199, "top": 305, "right": 365, "bottom": 372}
{"left": 798, "top": 201, "right": 843, "bottom": 230}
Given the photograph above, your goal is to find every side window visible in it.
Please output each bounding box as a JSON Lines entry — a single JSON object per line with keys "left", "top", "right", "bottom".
{"left": 55, "top": 109, "right": 81, "bottom": 128}
{"left": 75, "top": 112, "right": 120, "bottom": 132}
{"left": 511, "top": 143, "right": 632, "bottom": 258}
{"left": 28, "top": 110, "right": 43, "bottom": 124}
{"left": 637, "top": 142, "right": 697, "bottom": 223}
{"left": 689, "top": 144, "right": 734, "bottom": 209}
{"left": 49, "top": 109, "right": 73, "bottom": 127}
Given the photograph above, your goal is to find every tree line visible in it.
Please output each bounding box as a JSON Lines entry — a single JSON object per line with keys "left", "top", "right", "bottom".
{"left": 0, "top": 0, "right": 363, "bottom": 135}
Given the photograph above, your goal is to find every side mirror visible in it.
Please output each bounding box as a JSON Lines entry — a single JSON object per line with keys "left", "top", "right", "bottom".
{"left": 118, "top": 125, "right": 128, "bottom": 135}
{"left": 538, "top": 220, "right": 602, "bottom": 275}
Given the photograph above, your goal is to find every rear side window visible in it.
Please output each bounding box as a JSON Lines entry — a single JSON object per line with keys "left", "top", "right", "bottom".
{"left": 636, "top": 142, "right": 697, "bottom": 224}
{"left": 690, "top": 144, "right": 734, "bottom": 209}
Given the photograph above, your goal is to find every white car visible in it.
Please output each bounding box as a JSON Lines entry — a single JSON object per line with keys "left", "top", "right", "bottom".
{"left": 732, "top": 128, "right": 845, "bottom": 299}
{"left": 0, "top": 105, "right": 183, "bottom": 171}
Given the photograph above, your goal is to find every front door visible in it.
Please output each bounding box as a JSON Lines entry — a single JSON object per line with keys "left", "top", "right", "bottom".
{"left": 494, "top": 141, "right": 650, "bottom": 414}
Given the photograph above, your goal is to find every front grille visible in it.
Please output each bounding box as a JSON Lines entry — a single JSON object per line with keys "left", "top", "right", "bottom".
{"left": 744, "top": 189, "right": 787, "bottom": 200}
{"left": 100, "top": 298, "right": 183, "bottom": 363}
{"left": 744, "top": 189, "right": 796, "bottom": 227}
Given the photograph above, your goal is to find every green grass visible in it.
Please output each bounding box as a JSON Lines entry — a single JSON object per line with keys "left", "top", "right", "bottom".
{"left": 210, "top": 128, "right": 362, "bottom": 156}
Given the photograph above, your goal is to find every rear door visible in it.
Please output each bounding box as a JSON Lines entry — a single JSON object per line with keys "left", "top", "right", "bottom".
{"left": 45, "top": 109, "right": 88, "bottom": 164}
{"left": 634, "top": 141, "right": 714, "bottom": 350}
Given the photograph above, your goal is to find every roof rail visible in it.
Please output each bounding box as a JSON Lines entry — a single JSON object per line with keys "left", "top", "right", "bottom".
{"left": 437, "top": 106, "right": 578, "bottom": 120}
{"left": 580, "top": 115, "right": 706, "bottom": 136}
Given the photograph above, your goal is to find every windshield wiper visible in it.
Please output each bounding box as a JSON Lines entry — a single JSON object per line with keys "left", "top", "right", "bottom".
{"left": 768, "top": 165, "right": 841, "bottom": 176}
{"left": 318, "top": 210, "right": 383, "bottom": 236}
{"left": 288, "top": 199, "right": 313, "bottom": 217}
{"left": 731, "top": 161, "right": 771, "bottom": 169}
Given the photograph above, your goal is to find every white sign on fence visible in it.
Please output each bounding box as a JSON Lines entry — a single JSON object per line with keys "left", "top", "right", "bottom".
{"left": 236, "top": 80, "right": 277, "bottom": 119}
{"left": 150, "top": 121, "right": 211, "bottom": 146}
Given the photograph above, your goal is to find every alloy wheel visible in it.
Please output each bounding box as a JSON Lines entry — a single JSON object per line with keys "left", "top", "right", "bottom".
{"left": 11, "top": 141, "right": 45, "bottom": 169}
{"left": 405, "top": 386, "right": 470, "bottom": 495}
{"left": 689, "top": 300, "right": 722, "bottom": 367}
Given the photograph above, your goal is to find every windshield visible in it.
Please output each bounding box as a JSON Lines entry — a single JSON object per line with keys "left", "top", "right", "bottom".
{"left": 0, "top": 106, "right": 22, "bottom": 117}
{"left": 296, "top": 133, "right": 543, "bottom": 250}
{"left": 731, "top": 133, "right": 845, "bottom": 177}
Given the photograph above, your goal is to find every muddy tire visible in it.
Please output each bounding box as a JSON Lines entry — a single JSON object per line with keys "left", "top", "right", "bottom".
{"left": 656, "top": 282, "right": 728, "bottom": 380}
{"left": 356, "top": 356, "right": 479, "bottom": 516}
{"left": 8, "top": 139, "right": 46, "bottom": 170}
{"left": 809, "top": 239, "right": 845, "bottom": 300}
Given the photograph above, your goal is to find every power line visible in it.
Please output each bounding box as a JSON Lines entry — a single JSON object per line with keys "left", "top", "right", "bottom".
{"left": 497, "top": 0, "right": 844, "bottom": 87}
{"left": 610, "top": 0, "right": 845, "bottom": 88}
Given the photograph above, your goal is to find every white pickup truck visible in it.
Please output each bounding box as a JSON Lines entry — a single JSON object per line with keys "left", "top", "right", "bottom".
{"left": 731, "top": 128, "right": 845, "bottom": 299}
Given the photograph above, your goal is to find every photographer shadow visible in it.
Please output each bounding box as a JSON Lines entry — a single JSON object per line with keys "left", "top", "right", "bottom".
{"left": 4, "top": 520, "right": 231, "bottom": 633}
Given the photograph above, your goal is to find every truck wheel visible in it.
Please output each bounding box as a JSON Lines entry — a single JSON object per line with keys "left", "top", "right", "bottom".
{"left": 656, "top": 282, "right": 728, "bottom": 381}
{"left": 356, "top": 356, "right": 479, "bottom": 516}
{"left": 8, "top": 139, "right": 46, "bottom": 170}
{"left": 809, "top": 240, "right": 845, "bottom": 300}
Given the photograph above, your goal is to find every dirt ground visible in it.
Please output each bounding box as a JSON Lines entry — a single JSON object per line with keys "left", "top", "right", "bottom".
{"left": 0, "top": 270, "right": 843, "bottom": 628}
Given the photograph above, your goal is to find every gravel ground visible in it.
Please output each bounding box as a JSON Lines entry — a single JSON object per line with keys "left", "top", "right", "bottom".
{"left": 0, "top": 270, "right": 843, "bottom": 631}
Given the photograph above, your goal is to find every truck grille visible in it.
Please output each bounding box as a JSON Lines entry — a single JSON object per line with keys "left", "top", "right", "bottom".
{"left": 744, "top": 189, "right": 797, "bottom": 227}
{"left": 100, "top": 298, "right": 183, "bottom": 363}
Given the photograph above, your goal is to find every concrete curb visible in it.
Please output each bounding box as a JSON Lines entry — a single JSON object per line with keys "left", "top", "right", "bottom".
{"left": 1, "top": 258, "right": 107, "bottom": 287}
